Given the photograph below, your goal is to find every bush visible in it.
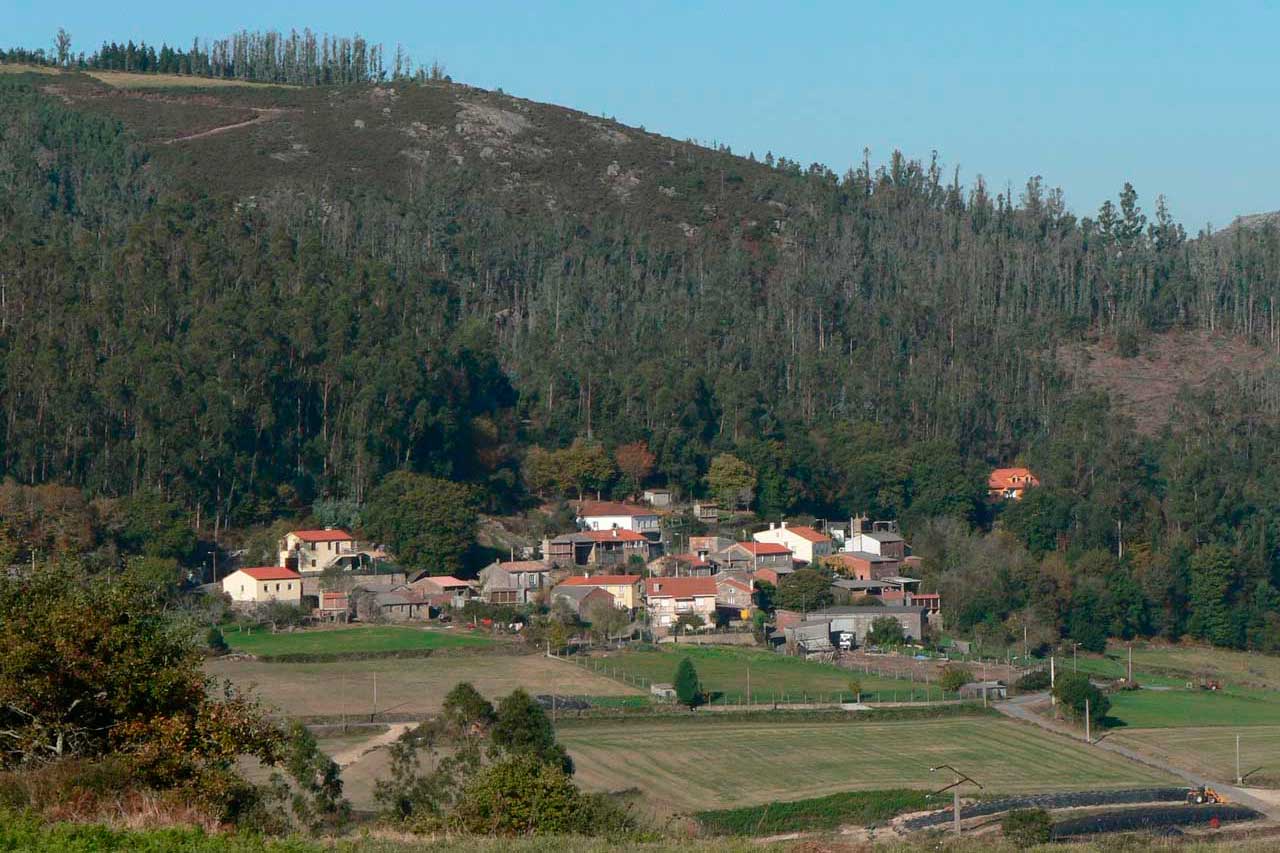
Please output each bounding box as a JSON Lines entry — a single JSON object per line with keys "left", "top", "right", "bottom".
{"left": 938, "top": 663, "right": 973, "bottom": 693}
{"left": 1003, "top": 807, "right": 1052, "bottom": 844}
{"left": 865, "top": 616, "right": 906, "bottom": 647}
{"left": 206, "top": 626, "right": 230, "bottom": 655}
{"left": 1016, "top": 669, "right": 1051, "bottom": 691}
{"left": 1051, "top": 671, "right": 1110, "bottom": 725}
{"left": 451, "top": 753, "right": 631, "bottom": 836}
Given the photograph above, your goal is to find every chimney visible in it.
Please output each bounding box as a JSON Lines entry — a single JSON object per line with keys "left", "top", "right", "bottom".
{"left": 769, "top": 522, "right": 776, "bottom": 530}
{"left": 780, "top": 520, "right": 788, "bottom": 529}
{"left": 612, "top": 529, "right": 619, "bottom": 538}
{"left": 853, "top": 515, "right": 864, "bottom": 536}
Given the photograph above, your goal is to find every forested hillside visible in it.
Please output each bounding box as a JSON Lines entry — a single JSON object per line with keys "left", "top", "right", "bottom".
{"left": 4, "top": 38, "right": 1280, "bottom": 649}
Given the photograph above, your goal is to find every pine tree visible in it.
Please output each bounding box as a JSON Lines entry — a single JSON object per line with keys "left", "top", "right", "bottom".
{"left": 674, "top": 658, "right": 702, "bottom": 708}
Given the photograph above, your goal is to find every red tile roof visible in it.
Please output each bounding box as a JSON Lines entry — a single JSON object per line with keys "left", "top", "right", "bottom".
{"left": 290, "top": 529, "right": 355, "bottom": 542}
{"left": 576, "top": 501, "right": 656, "bottom": 518}
{"left": 559, "top": 574, "right": 641, "bottom": 586}
{"left": 645, "top": 577, "right": 717, "bottom": 598}
{"left": 988, "top": 467, "right": 1040, "bottom": 490}
{"left": 782, "top": 525, "right": 831, "bottom": 543}
{"left": 671, "top": 553, "right": 711, "bottom": 567}
{"left": 737, "top": 542, "right": 792, "bottom": 556}
{"left": 414, "top": 575, "right": 472, "bottom": 589}
{"left": 239, "top": 566, "right": 302, "bottom": 581}
{"left": 581, "top": 529, "right": 648, "bottom": 543}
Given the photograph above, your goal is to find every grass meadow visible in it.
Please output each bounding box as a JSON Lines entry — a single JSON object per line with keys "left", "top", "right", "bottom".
{"left": 556, "top": 715, "right": 1171, "bottom": 814}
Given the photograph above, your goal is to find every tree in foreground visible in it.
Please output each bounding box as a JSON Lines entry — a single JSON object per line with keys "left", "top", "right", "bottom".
{"left": 674, "top": 657, "right": 703, "bottom": 708}
{"left": 491, "top": 688, "right": 573, "bottom": 774}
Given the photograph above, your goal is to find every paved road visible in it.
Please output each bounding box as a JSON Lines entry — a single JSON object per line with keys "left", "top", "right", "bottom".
{"left": 996, "top": 692, "right": 1279, "bottom": 819}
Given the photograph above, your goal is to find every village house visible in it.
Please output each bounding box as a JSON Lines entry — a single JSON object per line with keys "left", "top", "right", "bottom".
{"left": 753, "top": 521, "right": 833, "bottom": 565}
{"left": 544, "top": 529, "right": 649, "bottom": 569}
{"left": 693, "top": 501, "right": 720, "bottom": 523}
{"left": 222, "top": 566, "right": 303, "bottom": 606}
{"left": 554, "top": 574, "right": 643, "bottom": 610}
{"left": 551, "top": 584, "right": 616, "bottom": 619}
{"left": 776, "top": 604, "right": 929, "bottom": 648}
{"left": 409, "top": 575, "right": 475, "bottom": 608}
{"left": 369, "top": 587, "right": 430, "bottom": 621}
{"left": 278, "top": 528, "right": 359, "bottom": 573}
{"left": 576, "top": 501, "right": 662, "bottom": 542}
{"left": 717, "top": 541, "right": 793, "bottom": 573}
{"left": 645, "top": 576, "right": 718, "bottom": 632}
{"left": 988, "top": 467, "right": 1040, "bottom": 500}
{"left": 753, "top": 565, "right": 795, "bottom": 587}
{"left": 824, "top": 551, "right": 901, "bottom": 581}
{"left": 478, "top": 559, "right": 554, "bottom": 605}
{"left": 715, "top": 574, "right": 755, "bottom": 618}
{"left": 688, "top": 536, "right": 735, "bottom": 561}
{"left": 642, "top": 488, "right": 672, "bottom": 507}
{"left": 315, "top": 591, "right": 350, "bottom": 622}
{"left": 844, "top": 517, "right": 906, "bottom": 560}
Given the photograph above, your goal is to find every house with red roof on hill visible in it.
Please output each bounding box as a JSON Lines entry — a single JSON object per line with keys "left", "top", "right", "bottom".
{"left": 222, "top": 566, "right": 302, "bottom": 606}
{"left": 753, "top": 521, "right": 833, "bottom": 565}
{"left": 278, "top": 528, "right": 358, "bottom": 573}
{"left": 554, "top": 573, "right": 643, "bottom": 610}
{"left": 645, "top": 576, "right": 718, "bottom": 632}
{"left": 988, "top": 467, "right": 1040, "bottom": 500}
{"left": 717, "top": 540, "right": 793, "bottom": 573}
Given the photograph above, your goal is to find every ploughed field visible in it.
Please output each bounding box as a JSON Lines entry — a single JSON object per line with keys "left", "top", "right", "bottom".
{"left": 221, "top": 624, "right": 494, "bottom": 656}
{"left": 556, "top": 716, "right": 1173, "bottom": 814}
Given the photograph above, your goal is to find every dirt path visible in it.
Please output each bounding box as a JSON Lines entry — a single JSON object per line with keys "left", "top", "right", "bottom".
{"left": 997, "top": 692, "right": 1279, "bottom": 819}
{"left": 164, "top": 108, "right": 290, "bottom": 144}
{"left": 329, "top": 722, "right": 414, "bottom": 768}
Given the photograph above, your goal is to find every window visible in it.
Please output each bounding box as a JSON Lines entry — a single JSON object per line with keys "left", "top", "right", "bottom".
{"left": 275, "top": 583, "right": 281, "bottom": 591}
{"left": 287, "top": 583, "right": 292, "bottom": 590}
{"left": 263, "top": 584, "right": 269, "bottom": 593}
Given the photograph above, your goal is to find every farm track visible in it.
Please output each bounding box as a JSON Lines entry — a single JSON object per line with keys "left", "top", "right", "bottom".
{"left": 165, "top": 108, "right": 293, "bottom": 143}
{"left": 329, "top": 722, "right": 414, "bottom": 768}
{"left": 996, "top": 692, "right": 1280, "bottom": 819}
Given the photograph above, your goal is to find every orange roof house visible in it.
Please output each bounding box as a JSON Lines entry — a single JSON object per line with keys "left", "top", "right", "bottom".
{"left": 988, "top": 467, "right": 1040, "bottom": 500}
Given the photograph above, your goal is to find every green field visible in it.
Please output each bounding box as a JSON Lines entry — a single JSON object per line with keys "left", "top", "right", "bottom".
{"left": 588, "top": 645, "right": 938, "bottom": 704}
{"left": 1105, "top": 686, "right": 1280, "bottom": 729}
{"left": 1072, "top": 642, "right": 1280, "bottom": 691}
{"left": 222, "top": 625, "right": 494, "bottom": 656}
{"left": 1110, "top": 725, "right": 1280, "bottom": 788}
{"left": 558, "top": 715, "right": 1171, "bottom": 814}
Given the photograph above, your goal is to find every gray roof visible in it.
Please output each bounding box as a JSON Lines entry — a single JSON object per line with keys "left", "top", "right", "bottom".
{"left": 808, "top": 605, "right": 927, "bottom": 617}
{"left": 842, "top": 550, "right": 898, "bottom": 562}
{"left": 833, "top": 579, "right": 889, "bottom": 591}
{"left": 552, "top": 585, "right": 607, "bottom": 603}
{"left": 859, "top": 531, "right": 904, "bottom": 543}
{"left": 881, "top": 576, "right": 920, "bottom": 585}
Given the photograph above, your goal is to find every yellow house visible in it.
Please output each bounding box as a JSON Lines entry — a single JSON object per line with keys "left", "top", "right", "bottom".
{"left": 278, "top": 528, "right": 357, "bottom": 573}
{"left": 222, "top": 566, "right": 303, "bottom": 605}
{"left": 554, "top": 574, "right": 643, "bottom": 610}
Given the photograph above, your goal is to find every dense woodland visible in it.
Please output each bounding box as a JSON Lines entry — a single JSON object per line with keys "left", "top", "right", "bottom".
{"left": 4, "top": 37, "right": 1280, "bottom": 653}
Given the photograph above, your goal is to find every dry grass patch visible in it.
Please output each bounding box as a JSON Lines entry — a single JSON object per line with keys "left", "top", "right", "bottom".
{"left": 86, "top": 70, "right": 295, "bottom": 89}
{"left": 1110, "top": 726, "right": 1280, "bottom": 787}
{"left": 206, "top": 652, "right": 640, "bottom": 718}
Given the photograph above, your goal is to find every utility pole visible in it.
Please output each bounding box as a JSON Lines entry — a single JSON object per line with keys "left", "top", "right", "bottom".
{"left": 1023, "top": 622, "right": 1028, "bottom": 661}
{"left": 1073, "top": 643, "right": 1078, "bottom": 672}
{"left": 930, "top": 765, "right": 983, "bottom": 836}
{"left": 1127, "top": 644, "right": 1133, "bottom": 683}
{"left": 1050, "top": 656, "right": 1056, "bottom": 707}
{"left": 1085, "top": 698, "right": 1091, "bottom": 742}
{"left": 1237, "top": 734, "right": 1242, "bottom": 784}
{"left": 746, "top": 662, "right": 751, "bottom": 706}
{"left": 372, "top": 672, "right": 378, "bottom": 718}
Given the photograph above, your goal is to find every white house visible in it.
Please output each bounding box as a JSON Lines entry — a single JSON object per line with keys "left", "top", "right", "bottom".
{"left": 279, "top": 528, "right": 357, "bottom": 572}
{"left": 753, "top": 522, "right": 833, "bottom": 565}
{"left": 222, "top": 566, "right": 303, "bottom": 606}
{"left": 576, "top": 501, "right": 661, "bottom": 541}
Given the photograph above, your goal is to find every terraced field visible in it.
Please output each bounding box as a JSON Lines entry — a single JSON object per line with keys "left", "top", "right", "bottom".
{"left": 1110, "top": 726, "right": 1280, "bottom": 787}
{"left": 558, "top": 715, "right": 1172, "bottom": 814}
{"left": 588, "top": 645, "right": 934, "bottom": 703}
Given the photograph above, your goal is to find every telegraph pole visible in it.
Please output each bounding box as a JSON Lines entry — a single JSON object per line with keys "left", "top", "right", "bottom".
{"left": 1237, "top": 734, "right": 1242, "bottom": 784}
{"left": 1085, "top": 698, "right": 1091, "bottom": 742}
{"left": 930, "top": 765, "right": 983, "bottom": 835}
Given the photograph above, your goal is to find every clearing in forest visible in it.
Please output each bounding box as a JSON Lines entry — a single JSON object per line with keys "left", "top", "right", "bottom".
{"left": 86, "top": 70, "right": 295, "bottom": 88}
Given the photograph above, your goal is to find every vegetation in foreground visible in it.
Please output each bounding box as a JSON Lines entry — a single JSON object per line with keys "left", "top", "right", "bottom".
{"left": 694, "top": 788, "right": 931, "bottom": 835}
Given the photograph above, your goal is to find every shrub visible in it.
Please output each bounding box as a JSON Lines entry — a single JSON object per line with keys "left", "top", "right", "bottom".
{"left": 865, "top": 616, "right": 906, "bottom": 647}
{"left": 1003, "top": 807, "right": 1052, "bottom": 844}
{"left": 206, "top": 626, "right": 229, "bottom": 655}
{"left": 697, "top": 788, "right": 932, "bottom": 835}
{"left": 1051, "top": 671, "right": 1110, "bottom": 725}
{"left": 451, "top": 753, "right": 631, "bottom": 836}
{"left": 1016, "top": 669, "right": 1051, "bottom": 691}
{"left": 939, "top": 663, "right": 973, "bottom": 693}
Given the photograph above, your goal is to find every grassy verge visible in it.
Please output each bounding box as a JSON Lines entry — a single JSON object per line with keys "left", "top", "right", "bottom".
{"left": 223, "top": 625, "right": 493, "bottom": 657}
{"left": 574, "top": 645, "right": 948, "bottom": 704}
{"left": 694, "top": 788, "right": 931, "bottom": 835}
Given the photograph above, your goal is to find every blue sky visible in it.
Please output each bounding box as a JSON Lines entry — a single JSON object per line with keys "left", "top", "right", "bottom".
{"left": 8, "top": 0, "right": 1277, "bottom": 229}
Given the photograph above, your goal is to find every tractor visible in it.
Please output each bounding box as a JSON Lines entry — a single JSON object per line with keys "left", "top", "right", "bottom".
{"left": 1186, "top": 786, "right": 1227, "bottom": 805}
